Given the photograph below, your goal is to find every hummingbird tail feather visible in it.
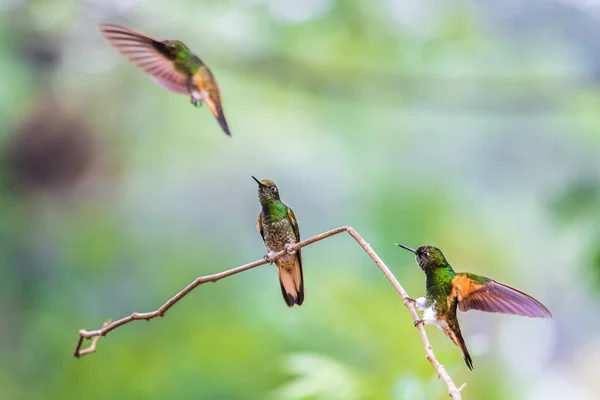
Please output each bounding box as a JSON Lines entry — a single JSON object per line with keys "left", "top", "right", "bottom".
{"left": 458, "top": 335, "right": 474, "bottom": 371}
{"left": 276, "top": 260, "right": 304, "bottom": 308}
{"left": 205, "top": 98, "right": 231, "bottom": 136}
{"left": 443, "top": 324, "right": 474, "bottom": 370}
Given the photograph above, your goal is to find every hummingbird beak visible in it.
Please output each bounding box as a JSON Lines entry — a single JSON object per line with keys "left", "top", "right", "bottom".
{"left": 396, "top": 243, "right": 416, "bottom": 254}
{"left": 251, "top": 176, "right": 264, "bottom": 187}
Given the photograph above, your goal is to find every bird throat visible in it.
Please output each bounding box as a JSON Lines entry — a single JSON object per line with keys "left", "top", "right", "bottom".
{"left": 262, "top": 200, "right": 288, "bottom": 222}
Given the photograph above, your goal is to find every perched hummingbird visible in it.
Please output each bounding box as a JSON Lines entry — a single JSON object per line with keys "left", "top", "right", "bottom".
{"left": 98, "top": 23, "right": 231, "bottom": 136}
{"left": 396, "top": 244, "right": 552, "bottom": 370}
{"left": 253, "top": 177, "right": 304, "bottom": 307}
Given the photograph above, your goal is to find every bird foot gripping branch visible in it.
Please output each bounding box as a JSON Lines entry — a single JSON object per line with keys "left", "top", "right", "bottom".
{"left": 73, "top": 226, "right": 467, "bottom": 399}
{"left": 263, "top": 252, "right": 276, "bottom": 264}
{"left": 283, "top": 243, "right": 295, "bottom": 254}
{"left": 395, "top": 243, "right": 552, "bottom": 371}
{"left": 253, "top": 177, "right": 304, "bottom": 308}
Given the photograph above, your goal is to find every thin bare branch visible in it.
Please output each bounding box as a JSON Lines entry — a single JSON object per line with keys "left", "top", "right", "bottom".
{"left": 73, "top": 226, "right": 464, "bottom": 399}
{"left": 73, "top": 319, "right": 111, "bottom": 357}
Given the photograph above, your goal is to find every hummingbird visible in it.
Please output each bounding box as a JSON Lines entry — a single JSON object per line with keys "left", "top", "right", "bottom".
{"left": 98, "top": 23, "right": 231, "bottom": 136}
{"left": 396, "top": 244, "right": 552, "bottom": 370}
{"left": 253, "top": 176, "right": 304, "bottom": 307}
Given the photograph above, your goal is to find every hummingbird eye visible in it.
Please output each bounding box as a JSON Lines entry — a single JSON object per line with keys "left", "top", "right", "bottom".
{"left": 270, "top": 186, "right": 277, "bottom": 193}
{"left": 423, "top": 251, "right": 429, "bottom": 257}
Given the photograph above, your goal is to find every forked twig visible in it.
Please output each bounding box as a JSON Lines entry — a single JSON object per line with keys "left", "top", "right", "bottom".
{"left": 73, "top": 226, "right": 465, "bottom": 399}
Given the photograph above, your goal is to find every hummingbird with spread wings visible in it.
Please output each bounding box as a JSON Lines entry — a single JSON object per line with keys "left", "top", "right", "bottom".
{"left": 253, "top": 177, "right": 304, "bottom": 307}
{"left": 397, "top": 244, "right": 552, "bottom": 370}
{"left": 99, "top": 23, "right": 231, "bottom": 136}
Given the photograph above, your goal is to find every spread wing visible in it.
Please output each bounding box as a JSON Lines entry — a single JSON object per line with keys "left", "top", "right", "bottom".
{"left": 257, "top": 213, "right": 265, "bottom": 241}
{"left": 98, "top": 24, "right": 189, "bottom": 94}
{"left": 453, "top": 274, "right": 552, "bottom": 318}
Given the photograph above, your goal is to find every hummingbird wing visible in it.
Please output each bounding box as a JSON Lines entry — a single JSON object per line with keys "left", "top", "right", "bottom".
{"left": 286, "top": 207, "right": 304, "bottom": 305}
{"left": 99, "top": 24, "right": 189, "bottom": 94}
{"left": 453, "top": 273, "right": 552, "bottom": 318}
{"left": 287, "top": 208, "right": 301, "bottom": 245}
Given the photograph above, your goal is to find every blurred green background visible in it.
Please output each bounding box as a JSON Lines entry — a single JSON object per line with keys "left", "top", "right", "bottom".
{"left": 1, "top": 0, "right": 599, "bottom": 399}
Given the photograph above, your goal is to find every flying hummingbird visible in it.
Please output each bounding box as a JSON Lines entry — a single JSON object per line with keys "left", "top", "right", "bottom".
{"left": 396, "top": 244, "right": 552, "bottom": 370}
{"left": 253, "top": 176, "right": 304, "bottom": 307}
{"left": 98, "top": 23, "right": 231, "bottom": 136}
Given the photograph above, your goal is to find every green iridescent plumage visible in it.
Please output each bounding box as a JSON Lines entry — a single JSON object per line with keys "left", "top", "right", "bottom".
{"left": 397, "top": 244, "right": 552, "bottom": 370}
{"left": 253, "top": 177, "right": 304, "bottom": 308}
{"left": 99, "top": 24, "right": 231, "bottom": 136}
{"left": 257, "top": 180, "right": 292, "bottom": 222}
{"left": 162, "top": 40, "right": 203, "bottom": 74}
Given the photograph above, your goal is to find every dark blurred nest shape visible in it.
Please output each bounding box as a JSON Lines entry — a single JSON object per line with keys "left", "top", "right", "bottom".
{"left": 3, "top": 99, "right": 97, "bottom": 196}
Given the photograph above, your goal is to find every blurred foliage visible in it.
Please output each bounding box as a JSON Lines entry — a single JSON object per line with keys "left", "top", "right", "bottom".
{"left": 550, "top": 178, "right": 600, "bottom": 223}
{"left": 1, "top": 0, "right": 600, "bottom": 399}
{"left": 550, "top": 177, "right": 600, "bottom": 291}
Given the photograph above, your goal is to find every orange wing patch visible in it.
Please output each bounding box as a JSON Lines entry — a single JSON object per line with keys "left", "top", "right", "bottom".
{"left": 451, "top": 274, "right": 552, "bottom": 317}
{"left": 287, "top": 208, "right": 296, "bottom": 226}
{"left": 451, "top": 275, "right": 479, "bottom": 302}
{"left": 450, "top": 274, "right": 472, "bottom": 309}
{"left": 257, "top": 214, "right": 264, "bottom": 240}
{"left": 448, "top": 275, "right": 485, "bottom": 311}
